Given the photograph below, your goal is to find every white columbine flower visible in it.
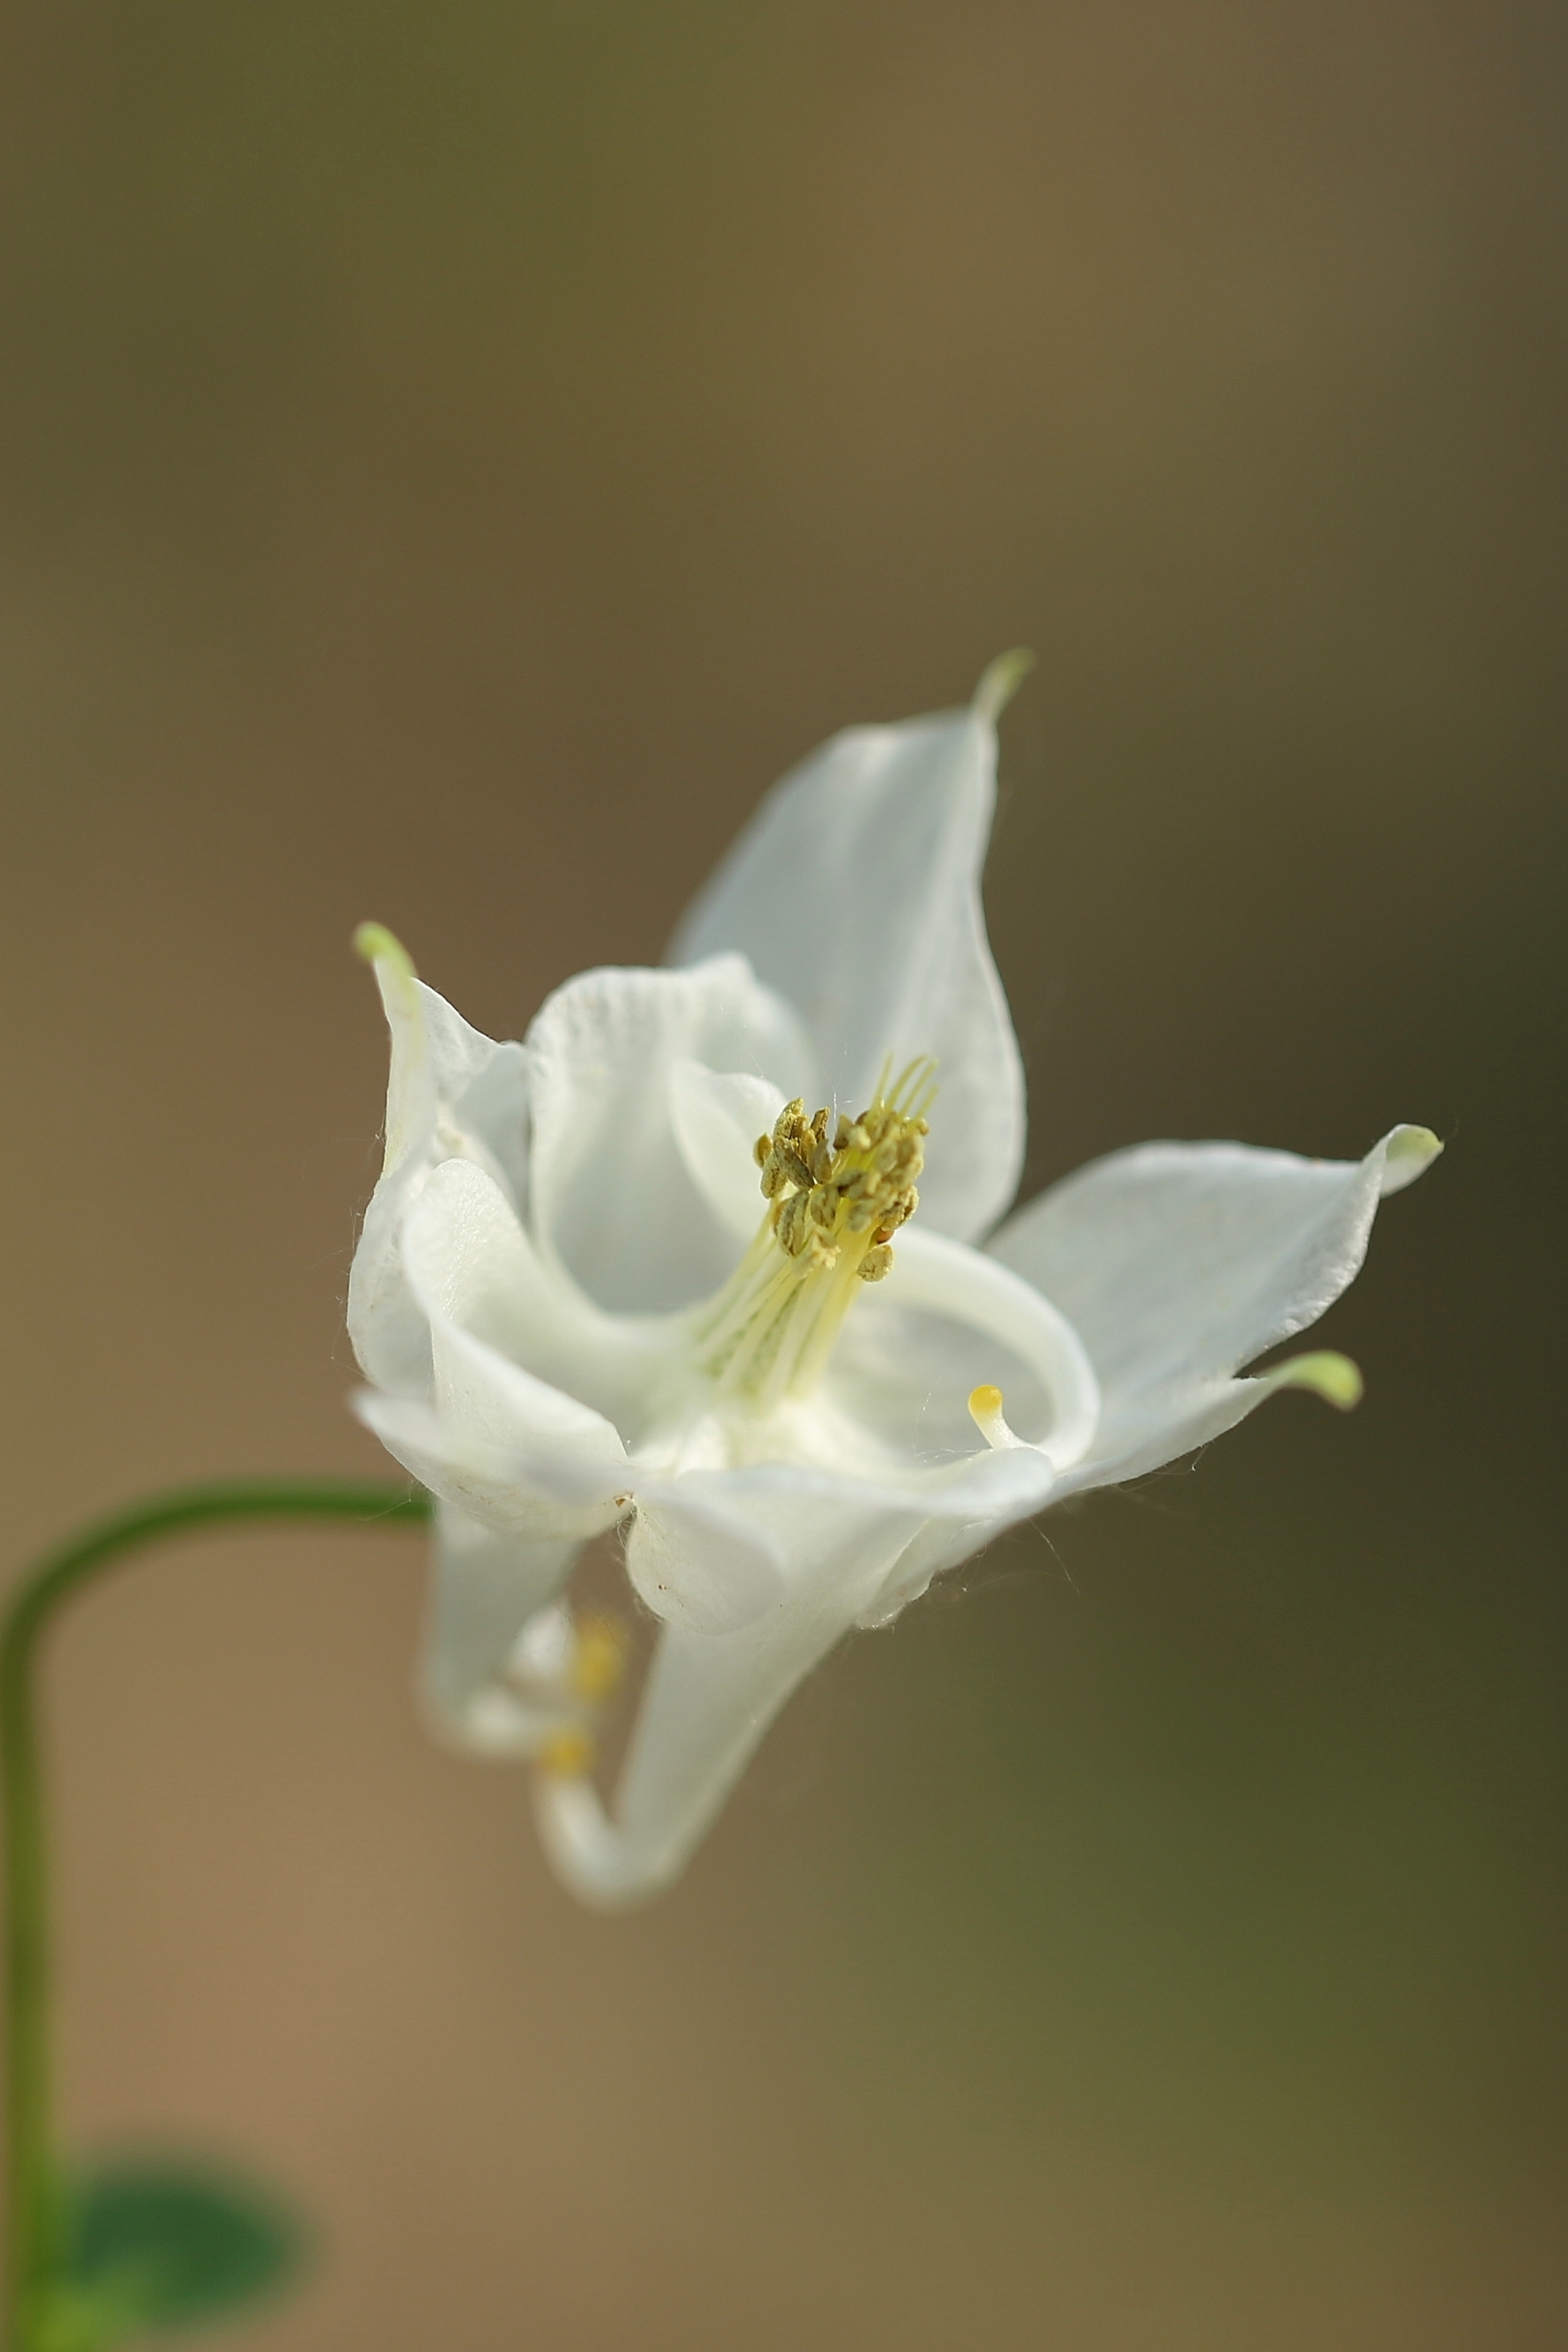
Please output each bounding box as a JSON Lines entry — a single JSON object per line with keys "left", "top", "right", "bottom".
{"left": 347, "top": 657, "right": 1440, "bottom": 1907}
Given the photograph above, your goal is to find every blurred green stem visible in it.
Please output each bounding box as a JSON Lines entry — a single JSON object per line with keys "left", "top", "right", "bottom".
{"left": 0, "top": 1480, "right": 432, "bottom": 2352}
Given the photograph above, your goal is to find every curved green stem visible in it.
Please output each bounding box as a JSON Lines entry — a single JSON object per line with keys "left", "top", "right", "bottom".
{"left": 0, "top": 1480, "right": 431, "bottom": 2352}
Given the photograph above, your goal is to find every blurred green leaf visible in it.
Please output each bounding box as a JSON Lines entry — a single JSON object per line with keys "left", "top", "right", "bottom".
{"left": 53, "top": 2157, "right": 305, "bottom": 2343}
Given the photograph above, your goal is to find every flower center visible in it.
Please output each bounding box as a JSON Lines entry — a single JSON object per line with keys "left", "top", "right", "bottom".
{"left": 689, "top": 1057, "right": 935, "bottom": 1411}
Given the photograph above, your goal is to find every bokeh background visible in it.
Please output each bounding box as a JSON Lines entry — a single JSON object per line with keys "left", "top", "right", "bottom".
{"left": 1, "top": 4, "right": 1563, "bottom": 2345}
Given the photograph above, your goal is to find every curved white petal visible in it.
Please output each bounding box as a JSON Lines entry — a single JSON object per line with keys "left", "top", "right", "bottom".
{"left": 535, "top": 1609, "right": 845, "bottom": 1909}
{"left": 353, "top": 1387, "right": 626, "bottom": 1546}
{"left": 869, "top": 1227, "right": 1100, "bottom": 1471}
{"left": 535, "top": 1439, "right": 1069, "bottom": 1906}
{"left": 526, "top": 957, "right": 814, "bottom": 1312}
{"left": 400, "top": 1156, "right": 667, "bottom": 1434}
{"left": 355, "top": 1177, "right": 638, "bottom": 1541}
{"left": 667, "top": 1059, "right": 785, "bottom": 1244}
{"left": 348, "top": 930, "right": 529, "bottom": 1398}
{"left": 420, "top": 1505, "right": 583, "bottom": 1756}
{"left": 857, "top": 1514, "right": 1006, "bottom": 1630}
{"left": 1052, "top": 1348, "right": 1368, "bottom": 1498}
{"left": 989, "top": 1124, "right": 1443, "bottom": 1491}
{"left": 668, "top": 688, "right": 1024, "bottom": 1244}
{"left": 535, "top": 1481, "right": 923, "bottom": 1907}
{"left": 624, "top": 1478, "right": 785, "bottom": 1633}
{"left": 403, "top": 1179, "right": 635, "bottom": 1489}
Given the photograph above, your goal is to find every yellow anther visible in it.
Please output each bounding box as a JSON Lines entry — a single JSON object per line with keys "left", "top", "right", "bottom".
{"left": 539, "top": 1728, "right": 595, "bottom": 1779}
{"left": 775, "top": 1190, "right": 815, "bottom": 1259}
{"left": 691, "top": 1056, "right": 938, "bottom": 1405}
{"left": 570, "top": 1614, "right": 629, "bottom": 1704}
{"left": 753, "top": 1079, "right": 927, "bottom": 1262}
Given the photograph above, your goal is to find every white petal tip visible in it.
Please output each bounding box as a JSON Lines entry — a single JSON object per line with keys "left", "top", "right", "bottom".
{"left": 972, "top": 648, "right": 1036, "bottom": 724}
{"left": 355, "top": 922, "right": 420, "bottom": 1014}
{"left": 1380, "top": 1125, "right": 1444, "bottom": 1196}
{"left": 533, "top": 1775, "right": 673, "bottom": 1911}
{"left": 1268, "top": 1350, "right": 1364, "bottom": 1411}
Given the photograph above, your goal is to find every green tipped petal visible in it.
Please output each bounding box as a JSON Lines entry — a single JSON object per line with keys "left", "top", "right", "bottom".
{"left": 355, "top": 920, "right": 417, "bottom": 991}
{"left": 1381, "top": 1124, "right": 1444, "bottom": 1196}
{"left": 972, "top": 649, "right": 1036, "bottom": 724}
{"left": 355, "top": 925, "right": 426, "bottom": 1170}
{"left": 1266, "top": 1350, "right": 1364, "bottom": 1411}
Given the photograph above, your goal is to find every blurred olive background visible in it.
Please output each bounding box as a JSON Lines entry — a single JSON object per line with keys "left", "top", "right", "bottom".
{"left": 0, "top": 3, "right": 1563, "bottom": 2346}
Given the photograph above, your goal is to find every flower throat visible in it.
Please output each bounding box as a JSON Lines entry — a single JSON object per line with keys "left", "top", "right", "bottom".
{"left": 692, "top": 1057, "right": 935, "bottom": 1411}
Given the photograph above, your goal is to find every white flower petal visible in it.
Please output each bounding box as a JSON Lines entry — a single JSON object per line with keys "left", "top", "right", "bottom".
{"left": 420, "top": 1505, "right": 583, "bottom": 1756}
{"left": 526, "top": 957, "right": 814, "bottom": 1312}
{"left": 1378, "top": 1123, "right": 1447, "bottom": 1196}
{"left": 624, "top": 1479, "right": 785, "bottom": 1633}
{"left": 1051, "top": 1348, "right": 1367, "bottom": 1497}
{"left": 536, "top": 1613, "right": 840, "bottom": 1909}
{"left": 667, "top": 1059, "right": 785, "bottom": 1244}
{"left": 860, "top": 1232, "right": 1105, "bottom": 1467}
{"left": 541, "top": 1440, "right": 1071, "bottom": 1903}
{"left": 424, "top": 1319, "right": 630, "bottom": 1506}
{"left": 536, "top": 1482, "right": 923, "bottom": 1907}
{"left": 404, "top": 1178, "right": 629, "bottom": 1473}
{"left": 843, "top": 1415, "right": 1069, "bottom": 1630}
{"left": 353, "top": 1388, "right": 626, "bottom": 1546}
{"left": 989, "top": 1124, "right": 1442, "bottom": 1489}
{"left": 348, "top": 928, "right": 529, "bottom": 1398}
{"left": 856, "top": 1515, "right": 1002, "bottom": 1630}
{"left": 354, "top": 1176, "right": 637, "bottom": 1539}
{"left": 668, "top": 687, "right": 1025, "bottom": 1243}
{"left": 401, "top": 1156, "right": 666, "bottom": 1433}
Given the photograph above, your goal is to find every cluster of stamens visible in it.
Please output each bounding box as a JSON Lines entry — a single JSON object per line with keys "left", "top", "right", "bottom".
{"left": 753, "top": 1069, "right": 930, "bottom": 1284}
{"left": 689, "top": 1058, "right": 936, "bottom": 1410}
